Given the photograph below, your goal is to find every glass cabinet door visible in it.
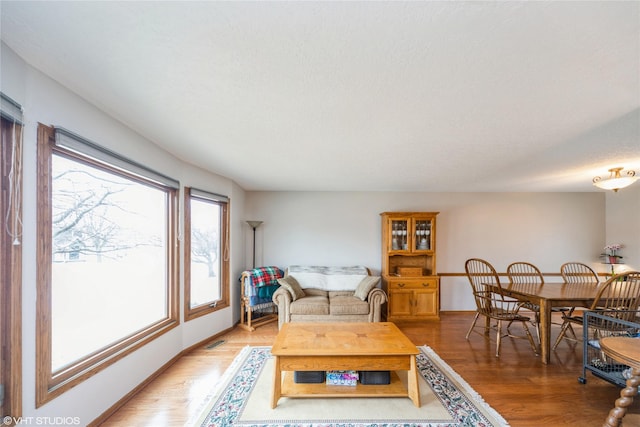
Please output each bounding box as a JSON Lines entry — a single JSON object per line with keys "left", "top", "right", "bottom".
{"left": 390, "top": 218, "right": 410, "bottom": 251}
{"left": 412, "top": 218, "right": 432, "bottom": 251}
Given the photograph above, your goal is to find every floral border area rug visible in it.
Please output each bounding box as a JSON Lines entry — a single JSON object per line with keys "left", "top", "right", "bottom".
{"left": 187, "top": 345, "right": 509, "bottom": 427}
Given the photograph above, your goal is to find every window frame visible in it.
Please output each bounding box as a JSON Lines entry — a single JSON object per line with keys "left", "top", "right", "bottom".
{"left": 184, "top": 186, "right": 230, "bottom": 321}
{"left": 36, "top": 124, "right": 179, "bottom": 406}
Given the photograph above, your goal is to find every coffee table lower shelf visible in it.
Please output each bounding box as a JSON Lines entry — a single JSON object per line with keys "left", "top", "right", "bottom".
{"left": 281, "top": 371, "right": 408, "bottom": 398}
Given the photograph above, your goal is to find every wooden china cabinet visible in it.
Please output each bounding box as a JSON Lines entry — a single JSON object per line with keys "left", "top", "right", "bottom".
{"left": 380, "top": 212, "right": 440, "bottom": 321}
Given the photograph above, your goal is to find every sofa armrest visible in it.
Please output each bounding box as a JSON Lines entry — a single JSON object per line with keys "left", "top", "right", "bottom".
{"left": 272, "top": 287, "right": 292, "bottom": 329}
{"left": 367, "top": 288, "right": 387, "bottom": 322}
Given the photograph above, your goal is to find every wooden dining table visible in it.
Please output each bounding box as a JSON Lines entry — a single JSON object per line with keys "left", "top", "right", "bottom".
{"left": 600, "top": 336, "right": 640, "bottom": 427}
{"left": 495, "top": 281, "right": 601, "bottom": 364}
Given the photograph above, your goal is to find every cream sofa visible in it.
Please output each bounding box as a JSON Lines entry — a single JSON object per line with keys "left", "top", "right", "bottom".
{"left": 272, "top": 265, "right": 387, "bottom": 329}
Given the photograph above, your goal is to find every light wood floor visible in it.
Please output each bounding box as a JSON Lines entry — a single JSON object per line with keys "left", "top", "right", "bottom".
{"left": 98, "top": 312, "right": 640, "bottom": 427}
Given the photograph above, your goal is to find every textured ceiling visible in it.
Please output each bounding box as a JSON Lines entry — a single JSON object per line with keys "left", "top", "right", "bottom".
{"left": 1, "top": 1, "right": 639, "bottom": 191}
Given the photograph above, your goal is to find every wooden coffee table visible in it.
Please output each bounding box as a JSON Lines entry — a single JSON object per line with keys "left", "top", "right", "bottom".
{"left": 270, "top": 322, "right": 420, "bottom": 408}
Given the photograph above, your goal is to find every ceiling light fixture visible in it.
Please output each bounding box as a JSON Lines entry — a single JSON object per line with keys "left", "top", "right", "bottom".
{"left": 592, "top": 167, "right": 638, "bottom": 192}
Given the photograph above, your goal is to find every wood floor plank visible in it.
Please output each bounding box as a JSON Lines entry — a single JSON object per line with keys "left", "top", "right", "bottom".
{"left": 97, "top": 312, "right": 640, "bottom": 426}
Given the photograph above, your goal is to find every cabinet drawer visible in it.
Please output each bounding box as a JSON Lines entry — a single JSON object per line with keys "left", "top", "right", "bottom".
{"left": 388, "top": 278, "right": 438, "bottom": 290}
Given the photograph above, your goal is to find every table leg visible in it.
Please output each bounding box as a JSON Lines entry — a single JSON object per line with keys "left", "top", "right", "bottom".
{"left": 407, "top": 355, "right": 421, "bottom": 407}
{"left": 271, "top": 355, "right": 281, "bottom": 409}
{"left": 602, "top": 368, "right": 640, "bottom": 427}
{"left": 539, "top": 300, "right": 551, "bottom": 364}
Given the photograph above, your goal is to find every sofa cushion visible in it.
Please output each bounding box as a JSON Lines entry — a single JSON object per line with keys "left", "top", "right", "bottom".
{"left": 329, "top": 295, "right": 370, "bottom": 315}
{"left": 329, "top": 291, "right": 355, "bottom": 298}
{"left": 277, "top": 276, "right": 306, "bottom": 301}
{"left": 290, "top": 295, "right": 329, "bottom": 315}
{"left": 304, "top": 288, "right": 328, "bottom": 297}
{"left": 354, "top": 276, "right": 381, "bottom": 300}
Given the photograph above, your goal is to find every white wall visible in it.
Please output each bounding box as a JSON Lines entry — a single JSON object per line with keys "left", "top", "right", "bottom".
{"left": 245, "top": 191, "right": 618, "bottom": 311}
{"left": 1, "top": 43, "right": 246, "bottom": 424}
{"left": 605, "top": 184, "right": 640, "bottom": 273}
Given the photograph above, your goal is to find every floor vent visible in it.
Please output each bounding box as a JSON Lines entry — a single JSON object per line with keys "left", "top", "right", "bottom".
{"left": 205, "top": 340, "right": 225, "bottom": 349}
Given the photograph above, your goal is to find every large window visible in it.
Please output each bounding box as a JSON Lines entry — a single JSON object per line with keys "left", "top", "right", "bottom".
{"left": 184, "top": 187, "right": 230, "bottom": 321}
{"left": 36, "top": 125, "right": 179, "bottom": 405}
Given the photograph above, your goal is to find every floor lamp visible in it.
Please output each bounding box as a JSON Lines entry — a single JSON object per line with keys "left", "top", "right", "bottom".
{"left": 246, "top": 221, "right": 263, "bottom": 268}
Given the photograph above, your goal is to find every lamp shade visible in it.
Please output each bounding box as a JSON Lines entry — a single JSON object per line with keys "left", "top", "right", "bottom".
{"left": 246, "top": 220, "right": 263, "bottom": 229}
{"left": 593, "top": 167, "right": 638, "bottom": 192}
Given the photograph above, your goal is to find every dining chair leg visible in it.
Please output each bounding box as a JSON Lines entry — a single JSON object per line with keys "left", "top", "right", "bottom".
{"left": 566, "top": 323, "right": 577, "bottom": 340}
{"left": 552, "top": 321, "right": 571, "bottom": 350}
{"left": 510, "top": 309, "right": 541, "bottom": 344}
{"left": 495, "top": 320, "right": 503, "bottom": 357}
{"left": 522, "top": 321, "right": 539, "bottom": 355}
{"left": 466, "top": 312, "right": 481, "bottom": 340}
{"left": 532, "top": 312, "right": 541, "bottom": 344}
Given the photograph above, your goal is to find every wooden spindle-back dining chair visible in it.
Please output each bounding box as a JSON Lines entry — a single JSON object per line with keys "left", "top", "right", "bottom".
{"left": 506, "top": 262, "right": 576, "bottom": 344}
{"left": 465, "top": 258, "right": 538, "bottom": 357}
{"left": 553, "top": 271, "right": 640, "bottom": 350}
{"left": 506, "top": 262, "right": 545, "bottom": 342}
{"left": 561, "top": 262, "right": 599, "bottom": 284}
{"left": 507, "top": 261, "right": 545, "bottom": 285}
{"left": 552, "top": 262, "right": 600, "bottom": 345}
